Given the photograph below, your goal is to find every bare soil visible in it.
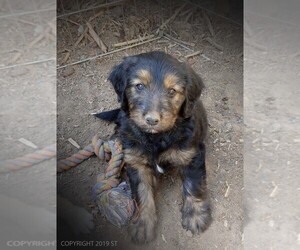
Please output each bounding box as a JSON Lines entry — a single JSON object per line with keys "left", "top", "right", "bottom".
{"left": 57, "top": 1, "right": 243, "bottom": 249}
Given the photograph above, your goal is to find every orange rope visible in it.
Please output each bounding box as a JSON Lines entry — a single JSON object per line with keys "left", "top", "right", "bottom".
{"left": 0, "top": 145, "right": 56, "bottom": 174}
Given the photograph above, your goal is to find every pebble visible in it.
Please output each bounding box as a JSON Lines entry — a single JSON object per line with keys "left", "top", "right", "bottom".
{"left": 186, "top": 230, "right": 193, "bottom": 237}
{"left": 63, "top": 66, "right": 75, "bottom": 77}
{"left": 224, "top": 220, "right": 228, "bottom": 227}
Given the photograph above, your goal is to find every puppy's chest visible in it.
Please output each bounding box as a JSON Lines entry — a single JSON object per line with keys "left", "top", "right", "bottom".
{"left": 125, "top": 139, "right": 196, "bottom": 173}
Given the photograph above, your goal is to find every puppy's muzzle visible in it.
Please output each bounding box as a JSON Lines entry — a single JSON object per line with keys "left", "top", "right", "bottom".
{"left": 145, "top": 111, "right": 160, "bottom": 126}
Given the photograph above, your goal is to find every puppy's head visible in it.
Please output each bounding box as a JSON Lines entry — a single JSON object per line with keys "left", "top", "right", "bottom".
{"left": 108, "top": 51, "right": 204, "bottom": 133}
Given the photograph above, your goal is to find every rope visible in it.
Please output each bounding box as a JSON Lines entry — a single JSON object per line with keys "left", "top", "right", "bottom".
{"left": 0, "top": 145, "right": 56, "bottom": 174}
{"left": 58, "top": 135, "right": 135, "bottom": 227}
{"left": 57, "top": 136, "right": 112, "bottom": 173}
{"left": 0, "top": 135, "right": 135, "bottom": 227}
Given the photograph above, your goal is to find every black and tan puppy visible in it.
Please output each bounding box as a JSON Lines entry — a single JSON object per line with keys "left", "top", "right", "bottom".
{"left": 96, "top": 51, "right": 211, "bottom": 243}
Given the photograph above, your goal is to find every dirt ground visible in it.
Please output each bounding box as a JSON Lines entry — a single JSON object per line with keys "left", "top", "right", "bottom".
{"left": 57, "top": 1, "right": 243, "bottom": 249}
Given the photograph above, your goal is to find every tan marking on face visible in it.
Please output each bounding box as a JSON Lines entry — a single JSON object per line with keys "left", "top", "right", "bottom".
{"left": 172, "top": 93, "right": 185, "bottom": 114}
{"left": 131, "top": 69, "right": 152, "bottom": 86}
{"left": 127, "top": 72, "right": 186, "bottom": 133}
{"left": 159, "top": 147, "right": 197, "bottom": 167}
{"left": 163, "top": 73, "right": 186, "bottom": 115}
{"left": 164, "top": 74, "right": 179, "bottom": 88}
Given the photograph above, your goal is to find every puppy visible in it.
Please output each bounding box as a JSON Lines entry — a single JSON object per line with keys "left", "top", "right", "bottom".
{"left": 96, "top": 51, "right": 211, "bottom": 243}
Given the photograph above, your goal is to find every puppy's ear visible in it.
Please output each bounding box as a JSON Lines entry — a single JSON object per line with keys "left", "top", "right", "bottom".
{"left": 108, "top": 56, "right": 138, "bottom": 110}
{"left": 182, "top": 64, "right": 205, "bottom": 118}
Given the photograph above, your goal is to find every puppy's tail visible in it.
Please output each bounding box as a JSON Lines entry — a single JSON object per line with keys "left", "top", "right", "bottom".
{"left": 93, "top": 108, "right": 120, "bottom": 122}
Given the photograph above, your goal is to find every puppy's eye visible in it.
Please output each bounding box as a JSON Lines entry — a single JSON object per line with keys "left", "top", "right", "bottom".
{"left": 136, "top": 83, "right": 145, "bottom": 91}
{"left": 168, "top": 88, "right": 176, "bottom": 96}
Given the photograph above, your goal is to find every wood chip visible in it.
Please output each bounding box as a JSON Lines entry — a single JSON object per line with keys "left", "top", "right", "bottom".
{"left": 203, "top": 11, "right": 215, "bottom": 37}
{"left": 163, "top": 33, "right": 195, "bottom": 47}
{"left": 88, "top": 10, "right": 104, "bottom": 22}
{"left": 185, "top": 51, "right": 201, "bottom": 58}
{"left": 18, "top": 138, "right": 38, "bottom": 149}
{"left": 270, "top": 182, "right": 278, "bottom": 197}
{"left": 86, "top": 22, "right": 107, "bottom": 52}
{"left": 10, "top": 52, "right": 22, "bottom": 64}
{"left": 74, "top": 27, "right": 88, "bottom": 48}
{"left": 67, "top": 19, "right": 80, "bottom": 26}
{"left": 68, "top": 138, "right": 81, "bottom": 149}
{"left": 204, "top": 37, "right": 223, "bottom": 51}
{"left": 60, "top": 52, "right": 70, "bottom": 65}
{"left": 224, "top": 181, "right": 230, "bottom": 198}
{"left": 255, "top": 162, "right": 263, "bottom": 172}
{"left": 159, "top": 3, "right": 187, "bottom": 31}
{"left": 162, "top": 234, "right": 167, "bottom": 243}
{"left": 185, "top": 10, "right": 193, "bottom": 23}
{"left": 113, "top": 34, "right": 155, "bottom": 48}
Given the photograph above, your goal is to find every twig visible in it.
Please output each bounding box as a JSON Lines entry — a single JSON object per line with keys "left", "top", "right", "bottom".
{"left": 11, "top": 18, "right": 36, "bottom": 26}
{"left": 57, "top": 0, "right": 127, "bottom": 18}
{"left": 158, "top": 3, "right": 187, "bottom": 31}
{"left": 85, "top": 33, "right": 95, "bottom": 43}
{"left": 9, "top": 52, "right": 22, "bottom": 64}
{"left": 245, "top": 39, "right": 266, "bottom": 51}
{"left": 86, "top": 22, "right": 107, "bottom": 52}
{"left": 224, "top": 181, "right": 230, "bottom": 198}
{"left": 74, "top": 27, "right": 88, "bottom": 48}
{"left": 18, "top": 138, "right": 38, "bottom": 149}
{"left": 180, "top": 8, "right": 193, "bottom": 17}
{"left": 88, "top": 10, "right": 104, "bottom": 22}
{"left": 185, "top": 10, "right": 193, "bottom": 23}
{"left": 255, "top": 161, "right": 263, "bottom": 172}
{"left": 57, "top": 36, "right": 162, "bottom": 70}
{"left": 163, "top": 33, "right": 195, "bottom": 47}
{"left": 163, "top": 35, "right": 193, "bottom": 52}
{"left": 185, "top": 0, "right": 242, "bottom": 27}
{"left": 113, "top": 34, "right": 155, "bottom": 47}
{"left": 269, "top": 182, "right": 278, "bottom": 197}
{"left": 204, "top": 37, "right": 223, "bottom": 51}
{"left": 0, "top": 58, "right": 56, "bottom": 70}
{"left": 28, "top": 26, "right": 52, "bottom": 49}
{"left": 66, "top": 19, "right": 80, "bottom": 26}
{"left": 68, "top": 138, "right": 81, "bottom": 149}
{"left": 185, "top": 51, "right": 201, "bottom": 58}
{"left": 60, "top": 52, "right": 70, "bottom": 65}
{"left": 1, "top": 8, "right": 55, "bottom": 19}
{"left": 203, "top": 11, "right": 215, "bottom": 37}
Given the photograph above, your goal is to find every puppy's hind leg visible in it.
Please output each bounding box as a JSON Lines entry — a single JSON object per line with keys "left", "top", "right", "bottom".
{"left": 126, "top": 165, "right": 157, "bottom": 244}
{"left": 181, "top": 143, "right": 211, "bottom": 234}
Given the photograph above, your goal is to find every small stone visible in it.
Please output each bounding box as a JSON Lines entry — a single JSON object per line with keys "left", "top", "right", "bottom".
{"left": 268, "top": 220, "right": 275, "bottom": 227}
{"left": 62, "top": 66, "right": 75, "bottom": 77}
{"left": 77, "top": 25, "right": 84, "bottom": 35}
{"left": 224, "top": 220, "right": 228, "bottom": 227}
{"left": 271, "top": 123, "right": 281, "bottom": 133}
{"left": 186, "top": 230, "right": 193, "bottom": 237}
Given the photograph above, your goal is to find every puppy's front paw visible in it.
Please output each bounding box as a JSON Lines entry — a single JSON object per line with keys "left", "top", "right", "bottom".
{"left": 129, "top": 215, "right": 156, "bottom": 244}
{"left": 181, "top": 196, "right": 211, "bottom": 234}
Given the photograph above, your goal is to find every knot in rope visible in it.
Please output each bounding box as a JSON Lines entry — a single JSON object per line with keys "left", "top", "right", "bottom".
{"left": 57, "top": 135, "right": 135, "bottom": 227}
{"left": 92, "top": 137, "right": 124, "bottom": 196}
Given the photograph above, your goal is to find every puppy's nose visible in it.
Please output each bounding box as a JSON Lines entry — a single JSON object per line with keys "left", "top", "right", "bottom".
{"left": 145, "top": 112, "right": 160, "bottom": 126}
